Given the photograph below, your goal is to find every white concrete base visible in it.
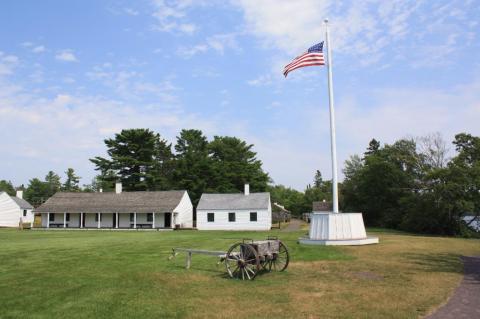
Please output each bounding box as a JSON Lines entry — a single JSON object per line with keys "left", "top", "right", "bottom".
{"left": 299, "top": 212, "right": 379, "bottom": 246}
{"left": 298, "top": 236, "right": 379, "bottom": 246}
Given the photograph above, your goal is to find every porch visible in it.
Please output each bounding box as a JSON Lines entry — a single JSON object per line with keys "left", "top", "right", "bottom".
{"left": 39, "top": 212, "right": 177, "bottom": 229}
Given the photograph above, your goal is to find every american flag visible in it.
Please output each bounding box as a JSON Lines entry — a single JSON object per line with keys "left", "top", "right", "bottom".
{"left": 283, "top": 42, "right": 325, "bottom": 77}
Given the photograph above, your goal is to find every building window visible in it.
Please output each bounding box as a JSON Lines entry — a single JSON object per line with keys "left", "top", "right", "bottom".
{"left": 95, "top": 214, "right": 102, "bottom": 222}
{"left": 250, "top": 212, "right": 257, "bottom": 222}
{"left": 66, "top": 213, "right": 70, "bottom": 221}
{"left": 147, "top": 213, "right": 153, "bottom": 222}
{"left": 207, "top": 213, "right": 215, "bottom": 222}
{"left": 23, "top": 210, "right": 27, "bottom": 217}
{"left": 49, "top": 213, "right": 54, "bottom": 222}
{"left": 228, "top": 212, "right": 236, "bottom": 222}
{"left": 130, "top": 213, "right": 134, "bottom": 222}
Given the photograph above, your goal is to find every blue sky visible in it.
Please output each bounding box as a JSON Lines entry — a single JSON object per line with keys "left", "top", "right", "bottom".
{"left": 0, "top": 0, "right": 479, "bottom": 190}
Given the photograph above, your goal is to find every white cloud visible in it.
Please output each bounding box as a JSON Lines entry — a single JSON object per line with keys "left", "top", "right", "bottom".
{"left": 124, "top": 7, "right": 139, "bottom": 16}
{"left": 247, "top": 74, "right": 272, "bottom": 87}
{"left": 150, "top": 0, "right": 198, "bottom": 34}
{"left": 32, "top": 45, "right": 46, "bottom": 53}
{"left": 0, "top": 77, "right": 218, "bottom": 186}
{"left": 234, "top": 0, "right": 476, "bottom": 67}
{"left": 0, "top": 53, "right": 19, "bottom": 76}
{"left": 86, "top": 64, "right": 180, "bottom": 104}
{"left": 55, "top": 50, "right": 78, "bottom": 62}
{"left": 177, "top": 33, "right": 240, "bottom": 58}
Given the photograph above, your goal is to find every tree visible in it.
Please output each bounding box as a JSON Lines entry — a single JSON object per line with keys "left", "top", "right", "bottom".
{"left": 90, "top": 129, "right": 174, "bottom": 191}
{"left": 313, "top": 170, "right": 322, "bottom": 188}
{"left": 0, "top": 180, "right": 16, "bottom": 196}
{"left": 173, "top": 129, "right": 211, "bottom": 205}
{"left": 364, "top": 138, "right": 381, "bottom": 157}
{"left": 268, "top": 184, "right": 306, "bottom": 216}
{"left": 45, "top": 171, "right": 61, "bottom": 196}
{"left": 24, "top": 178, "right": 50, "bottom": 207}
{"left": 63, "top": 168, "right": 80, "bottom": 192}
{"left": 417, "top": 132, "right": 449, "bottom": 169}
{"left": 208, "top": 136, "right": 269, "bottom": 194}
{"left": 342, "top": 138, "right": 420, "bottom": 226}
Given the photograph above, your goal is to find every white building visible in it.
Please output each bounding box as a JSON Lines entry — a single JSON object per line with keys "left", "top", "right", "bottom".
{"left": 463, "top": 215, "right": 480, "bottom": 232}
{"left": 196, "top": 184, "right": 271, "bottom": 230}
{"left": 0, "top": 190, "right": 34, "bottom": 227}
{"left": 34, "top": 183, "right": 193, "bottom": 230}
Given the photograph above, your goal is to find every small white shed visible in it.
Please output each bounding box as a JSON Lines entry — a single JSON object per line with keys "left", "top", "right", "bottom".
{"left": 196, "top": 184, "right": 272, "bottom": 231}
{"left": 0, "top": 190, "right": 34, "bottom": 227}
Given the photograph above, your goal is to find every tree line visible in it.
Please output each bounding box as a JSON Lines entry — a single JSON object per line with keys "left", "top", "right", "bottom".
{"left": 0, "top": 128, "right": 270, "bottom": 207}
{"left": 1, "top": 128, "right": 478, "bottom": 236}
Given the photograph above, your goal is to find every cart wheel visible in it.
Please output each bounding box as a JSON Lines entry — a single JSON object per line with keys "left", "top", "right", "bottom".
{"left": 265, "top": 241, "right": 290, "bottom": 272}
{"left": 225, "top": 243, "right": 260, "bottom": 280}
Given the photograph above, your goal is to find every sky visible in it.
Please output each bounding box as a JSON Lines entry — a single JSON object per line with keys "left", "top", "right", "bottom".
{"left": 0, "top": 0, "right": 479, "bottom": 190}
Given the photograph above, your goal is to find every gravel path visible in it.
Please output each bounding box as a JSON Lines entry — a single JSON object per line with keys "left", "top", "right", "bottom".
{"left": 426, "top": 256, "right": 480, "bottom": 319}
{"left": 281, "top": 218, "right": 303, "bottom": 232}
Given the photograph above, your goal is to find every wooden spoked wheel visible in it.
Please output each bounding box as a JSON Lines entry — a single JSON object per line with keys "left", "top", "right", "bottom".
{"left": 225, "top": 243, "right": 260, "bottom": 280}
{"left": 262, "top": 241, "right": 289, "bottom": 272}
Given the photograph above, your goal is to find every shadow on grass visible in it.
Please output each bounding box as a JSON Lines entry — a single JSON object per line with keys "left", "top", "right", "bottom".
{"left": 403, "top": 252, "right": 464, "bottom": 274}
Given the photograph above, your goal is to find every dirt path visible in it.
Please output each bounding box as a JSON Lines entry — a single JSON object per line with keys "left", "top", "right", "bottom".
{"left": 426, "top": 256, "right": 480, "bottom": 319}
{"left": 281, "top": 218, "right": 303, "bottom": 232}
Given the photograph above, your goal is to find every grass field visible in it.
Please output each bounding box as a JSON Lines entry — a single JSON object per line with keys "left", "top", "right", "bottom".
{"left": 1, "top": 227, "right": 479, "bottom": 319}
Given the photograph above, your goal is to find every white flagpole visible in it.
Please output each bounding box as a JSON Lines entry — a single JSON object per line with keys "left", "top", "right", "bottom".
{"left": 324, "top": 18, "right": 339, "bottom": 214}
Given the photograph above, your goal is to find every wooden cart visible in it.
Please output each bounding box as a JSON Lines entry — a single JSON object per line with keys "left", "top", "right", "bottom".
{"left": 169, "top": 237, "right": 290, "bottom": 280}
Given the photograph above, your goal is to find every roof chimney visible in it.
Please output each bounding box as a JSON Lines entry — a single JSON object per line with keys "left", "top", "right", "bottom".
{"left": 16, "top": 190, "right": 23, "bottom": 199}
{"left": 115, "top": 182, "right": 122, "bottom": 194}
{"left": 99, "top": 188, "right": 103, "bottom": 193}
{"left": 244, "top": 183, "right": 250, "bottom": 196}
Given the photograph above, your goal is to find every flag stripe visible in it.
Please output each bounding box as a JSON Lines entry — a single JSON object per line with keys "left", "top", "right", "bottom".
{"left": 283, "top": 55, "right": 324, "bottom": 72}
{"left": 284, "top": 52, "right": 324, "bottom": 68}
{"left": 283, "top": 42, "right": 325, "bottom": 77}
{"left": 283, "top": 62, "right": 325, "bottom": 76}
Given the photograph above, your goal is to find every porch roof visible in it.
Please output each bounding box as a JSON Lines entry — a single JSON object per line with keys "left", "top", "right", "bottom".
{"left": 35, "top": 190, "right": 186, "bottom": 214}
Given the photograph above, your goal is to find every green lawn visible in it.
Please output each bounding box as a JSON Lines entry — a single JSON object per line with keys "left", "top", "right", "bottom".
{"left": 0, "top": 228, "right": 479, "bottom": 319}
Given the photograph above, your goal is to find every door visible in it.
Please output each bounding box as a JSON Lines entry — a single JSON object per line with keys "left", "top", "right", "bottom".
{"left": 164, "top": 213, "right": 171, "bottom": 228}
{"left": 112, "top": 213, "right": 116, "bottom": 228}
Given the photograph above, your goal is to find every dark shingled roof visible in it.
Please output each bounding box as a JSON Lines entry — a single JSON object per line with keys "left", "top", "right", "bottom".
{"left": 312, "top": 201, "right": 332, "bottom": 212}
{"left": 10, "top": 196, "right": 34, "bottom": 210}
{"left": 35, "top": 191, "right": 186, "bottom": 214}
{"left": 197, "top": 193, "right": 270, "bottom": 210}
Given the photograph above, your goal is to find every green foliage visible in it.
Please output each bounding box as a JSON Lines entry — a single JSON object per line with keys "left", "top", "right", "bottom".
{"left": 208, "top": 136, "right": 269, "bottom": 193}
{"left": 342, "top": 133, "right": 480, "bottom": 236}
{"left": 24, "top": 178, "right": 50, "bottom": 207}
{"left": 0, "top": 180, "right": 16, "bottom": 196}
{"left": 63, "top": 168, "right": 81, "bottom": 192}
{"left": 268, "top": 171, "right": 334, "bottom": 216}
{"left": 173, "top": 129, "right": 211, "bottom": 205}
{"left": 89, "top": 128, "right": 270, "bottom": 205}
{"left": 45, "top": 171, "right": 61, "bottom": 195}
{"left": 268, "top": 185, "right": 306, "bottom": 215}
{"left": 90, "top": 129, "right": 174, "bottom": 191}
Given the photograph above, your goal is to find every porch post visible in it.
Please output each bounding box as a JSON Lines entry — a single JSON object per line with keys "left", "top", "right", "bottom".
{"left": 80, "top": 212, "right": 83, "bottom": 229}
{"left": 134, "top": 212, "right": 137, "bottom": 229}
{"left": 63, "top": 213, "right": 66, "bottom": 228}
{"left": 97, "top": 213, "right": 101, "bottom": 229}
{"left": 152, "top": 212, "right": 156, "bottom": 229}
{"left": 116, "top": 212, "right": 119, "bottom": 229}
{"left": 47, "top": 212, "right": 50, "bottom": 228}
